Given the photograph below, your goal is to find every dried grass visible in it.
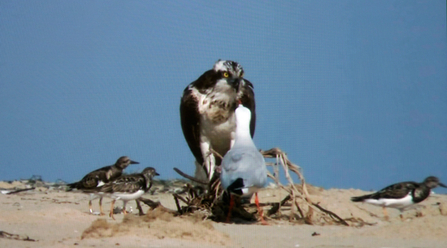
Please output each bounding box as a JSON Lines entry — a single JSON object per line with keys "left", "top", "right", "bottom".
{"left": 167, "top": 147, "right": 367, "bottom": 226}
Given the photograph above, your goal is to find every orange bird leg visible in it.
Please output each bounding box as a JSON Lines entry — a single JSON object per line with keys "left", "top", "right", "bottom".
{"left": 382, "top": 206, "right": 389, "bottom": 221}
{"left": 255, "top": 192, "right": 268, "bottom": 225}
{"left": 226, "top": 194, "right": 235, "bottom": 223}
{"left": 99, "top": 197, "right": 105, "bottom": 216}
{"left": 88, "top": 199, "right": 93, "bottom": 214}
{"left": 109, "top": 199, "right": 116, "bottom": 220}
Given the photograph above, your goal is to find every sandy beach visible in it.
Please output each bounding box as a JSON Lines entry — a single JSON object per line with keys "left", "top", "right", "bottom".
{"left": 1, "top": 180, "right": 446, "bottom": 248}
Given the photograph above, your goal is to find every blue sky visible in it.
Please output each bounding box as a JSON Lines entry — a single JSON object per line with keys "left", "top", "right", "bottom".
{"left": 1, "top": 1, "right": 446, "bottom": 192}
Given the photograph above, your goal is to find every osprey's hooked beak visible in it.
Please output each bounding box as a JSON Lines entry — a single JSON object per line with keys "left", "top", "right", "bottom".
{"left": 228, "top": 78, "right": 242, "bottom": 90}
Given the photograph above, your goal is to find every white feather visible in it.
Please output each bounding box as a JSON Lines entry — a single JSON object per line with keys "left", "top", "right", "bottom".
{"left": 213, "top": 60, "right": 229, "bottom": 72}
{"left": 111, "top": 189, "right": 145, "bottom": 201}
{"left": 364, "top": 193, "right": 413, "bottom": 210}
{"left": 220, "top": 105, "right": 267, "bottom": 196}
{"left": 191, "top": 84, "right": 238, "bottom": 180}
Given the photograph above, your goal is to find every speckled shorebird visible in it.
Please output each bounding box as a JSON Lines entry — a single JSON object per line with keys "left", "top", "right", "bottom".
{"left": 96, "top": 167, "right": 159, "bottom": 220}
{"left": 351, "top": 176, "right": 447, "bottom": 220}
{"left": 220, "top": 104, "right": 268, "bottom": 224}
{"left": 67, "top": 156, "right": 139, "bottom": 215}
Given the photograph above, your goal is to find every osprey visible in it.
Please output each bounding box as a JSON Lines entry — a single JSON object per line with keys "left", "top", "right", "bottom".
{"left": 180, "top": 60, "right": 256, "bottom": 182}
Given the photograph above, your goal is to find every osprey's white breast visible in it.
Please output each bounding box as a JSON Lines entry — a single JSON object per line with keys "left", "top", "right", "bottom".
{"left": 192, "top": 80, "right": 238, "bottom": 156}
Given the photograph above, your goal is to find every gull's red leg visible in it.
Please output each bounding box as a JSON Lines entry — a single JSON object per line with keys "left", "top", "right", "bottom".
{"left": 255, "top": 192, "right": 268, "bottom": 225}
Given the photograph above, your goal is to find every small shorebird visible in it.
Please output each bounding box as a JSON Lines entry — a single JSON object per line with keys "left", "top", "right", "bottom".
{"left": 220, "top": 104, "right": 267, "bottom": 224}
{"left": 96, "top": 167, "right": 159, "bottom": 220}
{"left": 351, "top": 176, "right": 447, "bottom": 220}
{"left": 67, "top": 156, "right": 139, "bottom": 215}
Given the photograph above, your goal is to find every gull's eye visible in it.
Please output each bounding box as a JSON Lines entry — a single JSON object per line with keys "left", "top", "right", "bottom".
{"left": 223, "top": 72, "right": 229, "bottom": 78}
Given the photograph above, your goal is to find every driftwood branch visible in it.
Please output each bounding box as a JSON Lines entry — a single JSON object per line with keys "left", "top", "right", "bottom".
{"left": 0, "top": 231, "right": 36, "bottom": 242}
{"left": 208, "top": 148, "right": 223, "bottom": 160}
{"left": 138, "top": 197, "right": 178, "bottom": 214}
{"left": 261, "top": 147, "right": 350, "bottom": 226}
{"left": 173, "top": 167, "right": 208, "bottom": 185}
{"left": 312, "top": 202, "right": 349, "bottom": 226}
{"left": 173, "top": 194, "right": 183, "bottom": 214}
{"left": 1, "top": 187, "right": 35, "bottom": 195}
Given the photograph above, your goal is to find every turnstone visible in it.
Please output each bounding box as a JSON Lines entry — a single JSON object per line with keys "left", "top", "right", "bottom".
{"left": 96, "top": 167, "right": 159, "bottom": 220}
{"left": 351, "top": 176, "right": 447, "bottom": 220}
{"left": 67, "top": 156, "right": 139, "bottom": 215}
{"left": 180, "top": 60, "right": 256, "bottom": 182}
{"left": 220, "top": 104, "right": 268, "bottom": 224}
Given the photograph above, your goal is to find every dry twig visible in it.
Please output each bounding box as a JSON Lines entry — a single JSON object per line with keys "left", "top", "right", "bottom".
{"left": 260, "top": 147, "right": 349, "bottom": 226}
{"left": 173, "top": 168, "right": 208, "bottom": 185}
{"left": 0, "top": 230, "right": 36, "bottom": 242}
{"left": 172, "top": 147, "right": 353, "bottom": 226}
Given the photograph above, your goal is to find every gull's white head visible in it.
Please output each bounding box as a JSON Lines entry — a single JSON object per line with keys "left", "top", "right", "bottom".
{"left": 235, "top": 104, "right": 252, "bottom": 129}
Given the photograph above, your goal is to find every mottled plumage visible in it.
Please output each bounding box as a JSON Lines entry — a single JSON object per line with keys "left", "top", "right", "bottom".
{"left": 180, "top": 60, "right": 256, "bottom": 182}
{"left": 67, "top": 156, "right": 139, "bottom": 214}
{"left": 351, "top": 176, "right": 447, "bottom": 219}
{"left": 96, "top": 167, "right": 159, "bottom": 219}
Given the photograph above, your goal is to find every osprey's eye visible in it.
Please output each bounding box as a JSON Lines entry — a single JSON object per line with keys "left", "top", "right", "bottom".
{"left": 223, "top": 72, "right": 229, "bottom": 78}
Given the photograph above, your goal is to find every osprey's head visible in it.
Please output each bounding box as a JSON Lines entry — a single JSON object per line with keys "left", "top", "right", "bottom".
{"left": 189, "top": 59, "right": 252, "bottom": 94}
{"left": 212, "top": 60, "right": 245, "bottom": 89}
{"left": 213, "top": 60, "right": 244, "bottom": 78}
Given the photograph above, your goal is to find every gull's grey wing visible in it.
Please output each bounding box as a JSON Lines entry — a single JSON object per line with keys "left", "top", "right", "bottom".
{"left": 221, "top": 147, "right": 267, "bottom": 190}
